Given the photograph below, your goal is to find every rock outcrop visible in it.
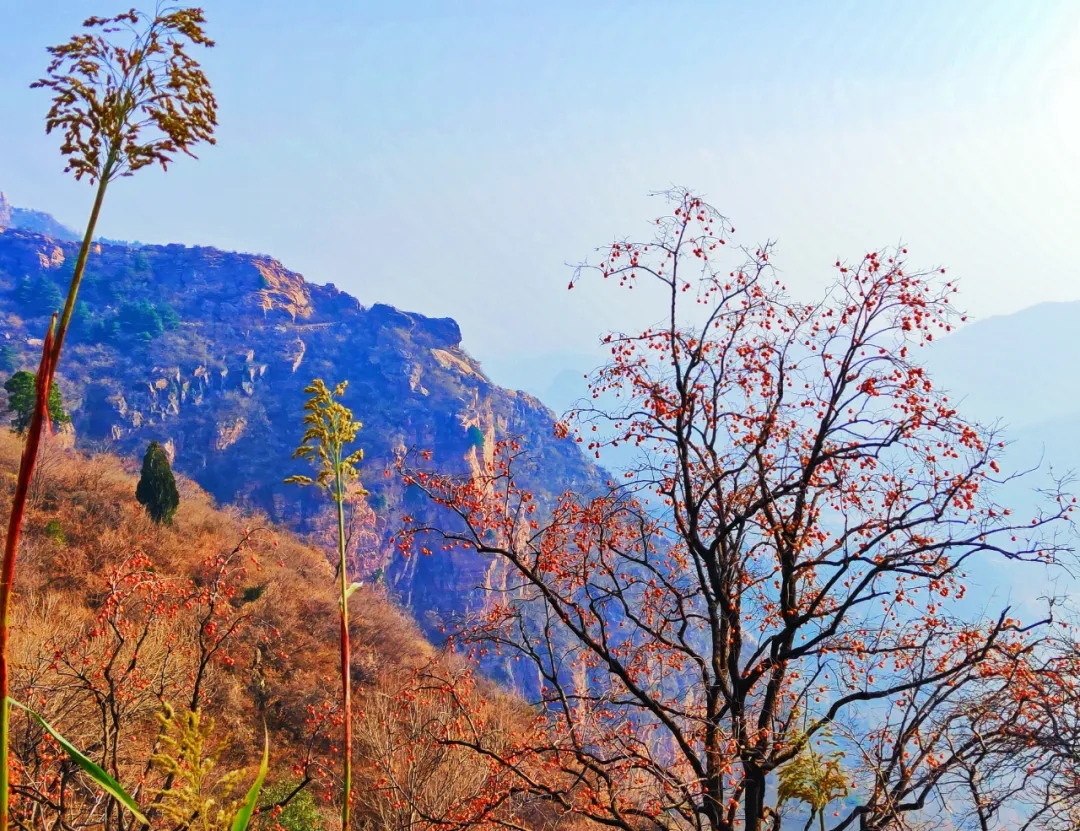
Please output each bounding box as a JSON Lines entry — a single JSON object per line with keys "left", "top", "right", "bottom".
{"left": 0, "top": 218, "right": 604, "bottom": 648}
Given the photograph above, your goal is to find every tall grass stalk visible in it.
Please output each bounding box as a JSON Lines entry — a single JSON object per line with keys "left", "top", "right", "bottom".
{"left": 286, "top": 379, "right": 366, "bottom": 829}
{"left": 1, "top": 8, "right": 216, "bottom": 828}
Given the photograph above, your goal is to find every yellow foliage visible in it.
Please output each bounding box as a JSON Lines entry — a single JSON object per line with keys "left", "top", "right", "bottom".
{"left": 285, "top": 379, "right": 366, "bottom": 504}
{"left": 150, "top": 703, "right": 246, "bottom": 831}
{"left": 777, "top": 734, "right": 849, "bottom": 830}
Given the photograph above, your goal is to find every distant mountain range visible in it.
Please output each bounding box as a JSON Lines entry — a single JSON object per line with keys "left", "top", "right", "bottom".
{"left": 924, "top": 301, "right": 1080, "bottom": 509}
{"left": 0, "top": 191, "right": 140, "bottom": 247}
{"left": 495, "top": 292, "right": 1080, "bottom": 612}
{"left": 505, "top": 297, "right": 1080, "bottom": 476}
{"left": 928, "top": 302, "right": 1080, "bottom": 429}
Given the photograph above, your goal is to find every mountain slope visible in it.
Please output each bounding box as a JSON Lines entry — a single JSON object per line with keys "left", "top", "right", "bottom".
{"left": 925, "top": 301, "right": 1080, "bottom": 477}
{"left": 927, "top": 301, "right": 1080, "bottom": 431}
{"left": 0, "top": 216, "right": 605, "bottom": 645}
{"left": 0, "top": 427, "right": 447, "bottom": 825}
{"left": 0, "top": 192, "right": 80, "bottom": 241}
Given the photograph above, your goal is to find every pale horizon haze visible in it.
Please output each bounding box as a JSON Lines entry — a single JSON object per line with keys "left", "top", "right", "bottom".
{"left": 2, "top": 0, "right": 1079, "bottom": 393}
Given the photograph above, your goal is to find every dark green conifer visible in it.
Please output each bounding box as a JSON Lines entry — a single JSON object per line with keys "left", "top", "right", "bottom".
{"left": 135, "top": 440, "right": 180, "bottom": 525}
{"left": 3, "top": 370, "right": 70, "bottom": 433}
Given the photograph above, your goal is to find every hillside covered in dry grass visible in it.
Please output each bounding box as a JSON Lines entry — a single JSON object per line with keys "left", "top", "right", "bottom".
{"left": 0, "top": 430, "right": 536, "bottom": 830}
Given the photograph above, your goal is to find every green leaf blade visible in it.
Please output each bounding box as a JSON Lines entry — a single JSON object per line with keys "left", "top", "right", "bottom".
{"left": 230, "top": 723, "right": 269, "bottom": 831}
{"left": 9, "top": 698, "right": 149, "bottom": 826}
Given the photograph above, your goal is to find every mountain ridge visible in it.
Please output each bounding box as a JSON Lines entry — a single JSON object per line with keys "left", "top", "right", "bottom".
{"left": 0, "top": 197, "right": 605, "bottom": 653}
{"left": 0, "top": 191, "right": 143, "bottom": 247}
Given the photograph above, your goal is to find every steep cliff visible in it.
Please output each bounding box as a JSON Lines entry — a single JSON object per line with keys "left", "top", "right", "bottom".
{"left": 0, "top": 218, "right": 604, "bottom": 644}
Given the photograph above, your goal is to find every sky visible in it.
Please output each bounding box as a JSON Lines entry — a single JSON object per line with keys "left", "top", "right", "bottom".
{"left": 2, "top": 0, "right": 1079, "bottom": 394}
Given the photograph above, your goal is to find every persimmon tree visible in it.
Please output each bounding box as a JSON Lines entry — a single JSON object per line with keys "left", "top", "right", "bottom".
{"left": 8, "top": 533, "right": 272, "bottom": 831}
{"left": 400, "top": 189, "right": 1074, "bottom": 831}
{"left": 354, "top": 665, "right": 527, "bottom": 831}
{"left": 1020, "top": 625, "right": 1080, "bottom": 828}
{"left": 8, "top": 550, "right": 182, "bottom": 830}
{"left": 952, "top": 613, "right": 1080, "bottom": 830}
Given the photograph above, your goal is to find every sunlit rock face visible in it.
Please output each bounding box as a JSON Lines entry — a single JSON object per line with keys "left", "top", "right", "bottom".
{"left": 0, "top": 222, "right": 603, "bottom": 655}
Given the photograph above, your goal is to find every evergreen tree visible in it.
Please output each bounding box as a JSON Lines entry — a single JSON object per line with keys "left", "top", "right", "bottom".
{"left": 117, "top": 299, "right": 164, "bottom": 341}
{"left": 69, "top": 300, "right": 94, "bottom": 341}
{"left": 135, "top": 440, "right": 180, "bottom": 525}
{"left": 12, "top": 274, "right": 35, "bottom": 307}
{"left": 36, "top": 277, "right": 64, "bottom": 317}
{"left": 0, "top": 346, "right": 16, "bottom": 374}
{"left": 13, "top": 275, "right": 64, "bottom": 318}
{"left": 26, "top": 276, "right": 64, "bottom": 319}
{"left": 158, "top": 302, "right": 181, "bottom": 331}
{"left": 3, "top": 370, "right": 70, "bottom": 433}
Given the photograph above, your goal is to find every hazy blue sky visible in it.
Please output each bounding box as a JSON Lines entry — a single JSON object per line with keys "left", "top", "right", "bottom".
{"left": 2, "top": 1, "right": 1079, "bottom": 391}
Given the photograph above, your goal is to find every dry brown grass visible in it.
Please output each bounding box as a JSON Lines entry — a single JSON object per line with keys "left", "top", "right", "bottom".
{"left": 0, "top": 431, "right": 600, "bottom": 831}
{"left": 0, "top": 430, "right": 451, "bottom": 828}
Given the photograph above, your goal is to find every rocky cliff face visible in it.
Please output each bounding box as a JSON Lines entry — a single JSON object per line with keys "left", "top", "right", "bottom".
{"left": 0, "top": 220, "right": 604, "bottom": 646}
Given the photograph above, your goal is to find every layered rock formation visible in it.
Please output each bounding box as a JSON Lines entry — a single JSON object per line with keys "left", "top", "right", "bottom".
{"left": 0, "top": 216, "right": 603, "bottom": 648}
